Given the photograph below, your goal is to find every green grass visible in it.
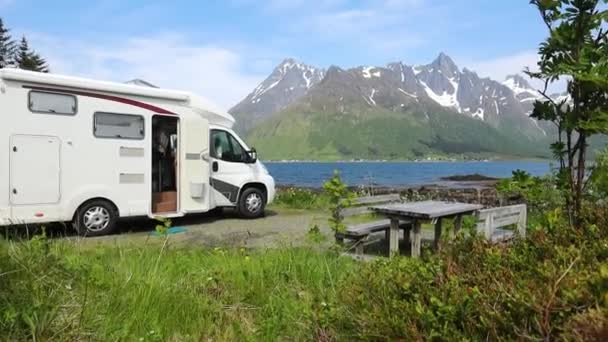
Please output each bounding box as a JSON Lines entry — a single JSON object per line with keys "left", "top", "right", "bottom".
{"left": 2, "top": 211, "right": 607, "bottom": 340}
{"left": 0, "top": 237, "right": 353, "bottom": 341}
{"left": 271, "top": 187, "right": 330, "bottom": 210}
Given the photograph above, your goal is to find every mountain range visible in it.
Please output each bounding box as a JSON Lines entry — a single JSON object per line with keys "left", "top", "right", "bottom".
{"left": 229, "top": 53, "right": 555, "bottom": 160}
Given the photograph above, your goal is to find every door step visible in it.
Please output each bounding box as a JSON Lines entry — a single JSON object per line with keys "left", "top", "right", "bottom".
{"left": 153, "top": 191, "right": 177, "bottom": 213}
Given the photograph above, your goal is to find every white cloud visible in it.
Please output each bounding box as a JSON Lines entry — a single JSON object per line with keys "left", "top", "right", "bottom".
{"left": 232, "top": 0, "right": 430, "bottom": 55}
{"left": 466, "top": 51, "right": 540, "bottom": 82}
{"left": 465, "top": 51, "right": 566, "bottom": 93}
{"left": 27, "top": 33, "right": 266, "bottom": 110}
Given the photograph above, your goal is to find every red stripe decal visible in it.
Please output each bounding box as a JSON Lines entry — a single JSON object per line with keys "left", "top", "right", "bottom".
{"left": 25, "top": 86, "right": 178, "bottom": 115}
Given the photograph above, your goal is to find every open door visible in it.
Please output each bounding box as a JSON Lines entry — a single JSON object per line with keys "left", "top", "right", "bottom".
{"left": 179, "top": 116, "right": 210, "bottom": 213}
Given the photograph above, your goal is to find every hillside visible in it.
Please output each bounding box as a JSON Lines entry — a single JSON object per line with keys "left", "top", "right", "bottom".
{"left": 230, "top": 54, "right": 553, "bottom": 160}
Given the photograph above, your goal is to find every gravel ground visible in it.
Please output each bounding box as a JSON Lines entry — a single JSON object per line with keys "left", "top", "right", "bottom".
{"left": 74, "top": 208, "right": 333, "bottom": 249}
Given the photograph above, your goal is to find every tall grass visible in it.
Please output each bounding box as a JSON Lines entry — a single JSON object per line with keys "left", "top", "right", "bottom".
{"left": 2, "top": 217, "right": 607, "bottom": 340}
{"left": 271, "top": 187, "right": 330, "bottom": 210}
{"left": 0, "top": 236, "right": 353, "bottom": 341}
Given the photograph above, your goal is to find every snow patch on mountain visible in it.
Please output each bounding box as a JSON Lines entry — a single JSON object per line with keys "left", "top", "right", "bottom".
{"left": 369, "top": 88, "right": 377, "bottom": 105}
{"left": 420, "top": 79, "right": 461, "bottom": 112}
{"left": 362, "top": 66, "right": 382, "bottom": 78}
{"left": 398, "top": 88, "right": 418, "bottom": 98}
{"left": 472, "top": 108, "right": 485, "bottom": 120}
{"left": 503, "top": 74, "right": 543, "bottom": 103}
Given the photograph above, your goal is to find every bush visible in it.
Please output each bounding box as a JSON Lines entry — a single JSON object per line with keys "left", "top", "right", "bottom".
{"left": 2, "top": 206, "right": 607, "bottom": 340}
{"left": 497, "top": 169, "right": 563, "bottom": 215}
{"left": 272, "top": 187, "right": 329, "bottom": 210}
{"left": 333, "top": 217, "right": 608, "bottom": 340}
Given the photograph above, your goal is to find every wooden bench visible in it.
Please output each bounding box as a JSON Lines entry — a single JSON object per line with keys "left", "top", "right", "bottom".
{"left": 476, "top": 204, "right": 527, "bottom": 242}
{"left": 335, "top": 194, "right": 412, "bottom": 255}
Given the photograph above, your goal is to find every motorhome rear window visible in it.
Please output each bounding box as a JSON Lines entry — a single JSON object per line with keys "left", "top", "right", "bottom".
{"left": 28, "top": 91, "right": 77, "bottom": 115}
{"left": 94, "top": 112, "right": 145, "bottom": 140}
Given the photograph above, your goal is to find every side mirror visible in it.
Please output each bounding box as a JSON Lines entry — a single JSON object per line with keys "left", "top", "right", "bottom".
{"left": 247, "top": 148, "right": 258, "bottom": 164}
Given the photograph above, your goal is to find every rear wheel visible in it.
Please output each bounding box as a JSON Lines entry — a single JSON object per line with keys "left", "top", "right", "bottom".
{"left": 73, "top": 200, "right": 118, "bottom": 237}
{"left": 238, "top": 188, "right": 266, "bottom": 219}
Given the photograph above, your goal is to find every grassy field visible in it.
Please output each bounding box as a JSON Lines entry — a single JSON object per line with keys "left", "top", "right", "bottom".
{"left": 2, "top": 219, "right": 607, "bottom": 341}
{"left": 0, "top": 236, "right": 353, "bottom": 341}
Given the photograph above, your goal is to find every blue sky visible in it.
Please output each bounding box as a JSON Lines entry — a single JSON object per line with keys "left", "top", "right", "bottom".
{"left": 1, "top": 0, "right": 551, "bottom": 108}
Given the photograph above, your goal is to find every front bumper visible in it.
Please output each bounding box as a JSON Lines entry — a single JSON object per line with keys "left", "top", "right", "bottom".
{"left": 264, "top": 175, "right": 276, "bottom": 205}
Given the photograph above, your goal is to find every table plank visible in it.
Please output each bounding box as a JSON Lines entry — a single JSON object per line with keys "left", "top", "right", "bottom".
{"left": 370, "top": 201, "right": 483, "bottom": 219}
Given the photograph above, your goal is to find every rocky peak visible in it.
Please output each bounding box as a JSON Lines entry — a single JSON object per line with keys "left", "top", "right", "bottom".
{"left": 429, "top": 52, "right": 459, "bottom": 78}
{"left": 503, "top": 74, "right": 541, "bottom": 103}
{"left": 228, "top": 58, "right": 325, "bottom": 133}
{"left": 504, "top": 74, "right": 534, "bottom": 91}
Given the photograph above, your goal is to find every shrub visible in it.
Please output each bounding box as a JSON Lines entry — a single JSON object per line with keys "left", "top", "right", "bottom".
{"left": 497, "top": 169, "right": 563, "bottom": 215}
{"left": 323, "top": 170, "right": 355, "bottom": 234}
{"left": 333, "top": 216, "right": 608, "bottom": 340}
{"left": 272, "top": 187, "right": 329, "bottom": 210}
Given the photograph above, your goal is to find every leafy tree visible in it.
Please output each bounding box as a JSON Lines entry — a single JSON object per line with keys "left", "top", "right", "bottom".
{"left": 527, "top": 0, "right": 608, "bottom": 227}
{"left": 0, "top": 18, "right": 15, "bottom": 68}
{"left": 14, "top": 36, "right": 49, "bottom": 73}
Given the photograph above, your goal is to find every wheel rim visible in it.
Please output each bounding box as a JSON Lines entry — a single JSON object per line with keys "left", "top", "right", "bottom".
{"left": 83, "top": 206, "right": 111, "bottom": 232}
{"left": 245, "top": 193, "right": 263, "bottom": 213}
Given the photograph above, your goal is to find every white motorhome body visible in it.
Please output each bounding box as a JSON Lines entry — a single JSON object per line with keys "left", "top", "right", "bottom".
{"left": 0, "top": 69, "right": 275, "bottom": 236}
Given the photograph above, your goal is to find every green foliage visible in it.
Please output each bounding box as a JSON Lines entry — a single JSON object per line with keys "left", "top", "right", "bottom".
{"left": 527, "top": 0, "right": 608, "bottom": 226}
{"left": 323, "top": 170, "right": 355, "bottom": 233}
{"left": 154, "top": 217, "right": 172, "bottom": 236}
{"left": 497, "top": 169, "right": 564, "bottom": 215}
{"left": 0, "top": 18, "right": 15, "bottom": 68}
{"left": 14, "top": 36, "right": 49, "bottom": 73}
{"left": 272, "top": 187, "right": 329, "bottom": 210}
{"left": 589, "top": 147, "right": 608, "bottom": 199}
{"left": 334, "top": 214, "right": 608, "bottom": 340}
{"left": 2, "top": 206, "right": 608, "bottom": 340}
{"left": 0, "top": 237, "right": 353, "bottom": 341}
{"left": 306, "top": 224, "right": 326, "bottom": 244}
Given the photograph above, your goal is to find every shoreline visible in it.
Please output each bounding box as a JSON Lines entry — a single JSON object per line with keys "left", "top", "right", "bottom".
{"left": 277, "top": 180, "right": 500, "bottom": 192}
{"left": 264, "top": 159, "right": 551, "bottom": 163}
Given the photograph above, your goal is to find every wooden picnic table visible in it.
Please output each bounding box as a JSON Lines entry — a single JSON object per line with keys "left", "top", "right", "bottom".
{"left": 370, "top": 201, "right": 484, "bottom": 257}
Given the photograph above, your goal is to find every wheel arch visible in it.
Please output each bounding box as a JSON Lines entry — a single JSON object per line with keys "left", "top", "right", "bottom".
{"left": 238, "top": 182, "right": 268, "bottom": 203}
{"left": 72, "top": 197, "right": 120, "bottom": 220}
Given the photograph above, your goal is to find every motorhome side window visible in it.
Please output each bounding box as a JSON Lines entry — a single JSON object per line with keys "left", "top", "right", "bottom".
{"left": 211, "top": 130, "right": 247, "bottom": 163}
{"left": 94, "top": 112, "right": 145, "bottom": 140}
{"left": 28, "top": 91, "right": 77, "bottom": 115}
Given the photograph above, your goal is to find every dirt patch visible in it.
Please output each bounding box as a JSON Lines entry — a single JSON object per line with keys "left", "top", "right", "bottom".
{"left": 74, "top": 208, "right": 331, "bottom": 249}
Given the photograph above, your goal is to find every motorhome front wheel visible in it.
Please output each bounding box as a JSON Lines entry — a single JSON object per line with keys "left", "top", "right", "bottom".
{"left": 73, "top": 200, "right": 118, "bottom": 236}
{"left": 238, "top": 188, "right": 266, "bottom": 219}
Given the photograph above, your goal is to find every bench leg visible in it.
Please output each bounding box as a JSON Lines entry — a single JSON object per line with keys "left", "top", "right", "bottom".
{"left": 389, "top": 218, "right": 400, "bottom": 257}
{"left": 403, "top": 225, "right": 411, "bottom": 246}
{"left": 411, "top": 221, "right": 422, "bottom": 258}
{"left": 433, "top": 218, "right": 443, "bottom": 251}
{"left": 355, "top": 241, "right": 364, "bottom": 255}
{"left": 385, "top": 229, "right": 390, "bottom": 249}
{"left": 453, "top": 215, "right": 462, "bottom": 237}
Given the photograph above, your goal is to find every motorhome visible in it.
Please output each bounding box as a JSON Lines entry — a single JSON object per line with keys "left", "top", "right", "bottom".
{"left": 0, "top": 69, "right": 275, "bottom": 236}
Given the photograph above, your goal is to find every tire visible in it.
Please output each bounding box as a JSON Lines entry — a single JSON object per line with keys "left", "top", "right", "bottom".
{"left": 73, "top": 200, "right": 118, "bottom": 237}
{"left": 238, "top": 188, "right": 266, "bottom": 219}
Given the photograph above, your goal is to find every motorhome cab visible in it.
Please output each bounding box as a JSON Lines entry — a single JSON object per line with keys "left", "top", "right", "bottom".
{"left": 0, "top": 69, "right": 275, "bottom": 236}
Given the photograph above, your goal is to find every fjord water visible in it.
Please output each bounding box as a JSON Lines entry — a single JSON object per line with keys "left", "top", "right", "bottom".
{"left": 265, "top": 161, "right": 552, "bottom": 187}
